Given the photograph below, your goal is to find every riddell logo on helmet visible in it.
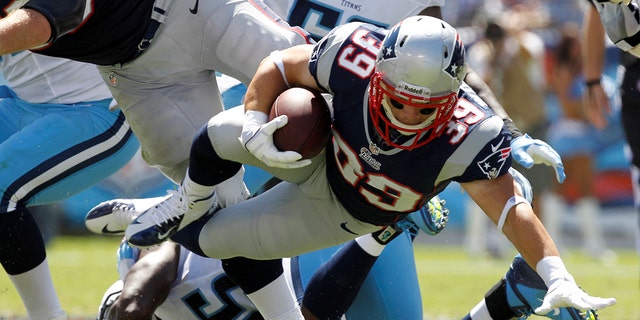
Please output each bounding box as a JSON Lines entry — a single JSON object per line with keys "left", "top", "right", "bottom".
{"left": 397, "top": 82, "right": 430, "bottom": 98}
{"left": 404, "top": 85, "right": 423, "bottom": 94}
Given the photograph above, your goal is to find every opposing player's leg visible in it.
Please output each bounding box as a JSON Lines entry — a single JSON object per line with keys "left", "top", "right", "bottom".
{"left": 406, "top": 195, "right": 449, "bottom": 236}
{"left": 0, "top": 207, "right": 67, "bottom": 320}
{"left": 620, "top": 63, "right": 640, "bottom": 257}
{"left": 0, "top": 97, "right": 137, "bottom": 320}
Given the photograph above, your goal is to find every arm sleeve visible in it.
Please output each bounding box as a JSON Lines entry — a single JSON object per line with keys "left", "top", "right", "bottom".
{"left": 23, "top": 0, "right": 88, "bottom": 41}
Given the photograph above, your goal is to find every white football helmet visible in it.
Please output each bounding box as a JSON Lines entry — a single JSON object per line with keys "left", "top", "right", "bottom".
{"left": 369, "top": 16, "right": 467, "bottom": 150}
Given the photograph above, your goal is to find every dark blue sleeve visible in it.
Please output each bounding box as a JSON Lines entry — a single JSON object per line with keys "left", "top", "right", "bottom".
{"left": 458, "top": 128, "right": 513, "bottom": 183}
{"left": 22, "top": 0, "right": 88, "bottom": 41}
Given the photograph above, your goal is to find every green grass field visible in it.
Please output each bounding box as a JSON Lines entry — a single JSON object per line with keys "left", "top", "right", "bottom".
{"left": 0, "top": 236, "right": 638, "bottom": 319}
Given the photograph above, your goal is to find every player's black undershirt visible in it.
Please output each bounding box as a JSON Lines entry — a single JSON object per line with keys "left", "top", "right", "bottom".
{"left": 17, "top": 0, "right": 156, "bottom": 66}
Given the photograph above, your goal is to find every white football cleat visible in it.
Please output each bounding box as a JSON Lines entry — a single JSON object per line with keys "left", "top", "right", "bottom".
{"left": 85, "top": 196, "right": 168, "bottom": 235}
{"left": 125, "top": 184, "right": 218, "bottom": 248}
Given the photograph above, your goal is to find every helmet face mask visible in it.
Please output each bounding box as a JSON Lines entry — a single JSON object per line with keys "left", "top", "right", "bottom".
{"left": 368, "top": 16, "right": 467, "bottom": 150}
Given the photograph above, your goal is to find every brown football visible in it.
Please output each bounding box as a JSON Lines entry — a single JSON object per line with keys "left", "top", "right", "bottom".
{"left": 269, "top": 87, "right": 331, "bottom": 159}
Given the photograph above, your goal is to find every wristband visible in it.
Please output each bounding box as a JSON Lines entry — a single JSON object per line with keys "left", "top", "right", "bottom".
{"left": 244, "top": 109, "right": 269, "bottom": 124}
{"left": 503, "top": 118, "right": 523, "bottom": 139}
{"left": 585, "top": 78, "right": 601, "bottom": 87}
{"left": 536, "top": 256, "right": 574, "bottom": 287}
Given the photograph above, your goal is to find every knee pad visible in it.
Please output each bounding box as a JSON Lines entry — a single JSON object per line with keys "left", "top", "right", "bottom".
{"left": 0, "top": 208, "right": 46, "bottom": 274}
{"left": 222, "top": 257, "right": 283, "bottom": 294}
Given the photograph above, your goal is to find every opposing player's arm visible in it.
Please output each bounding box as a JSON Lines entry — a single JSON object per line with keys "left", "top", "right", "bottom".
{"left": 463, "top": 71, "right": 513, "bottom": 123}
{"left": 417, "top": 6, "right": 442, "bottom": 18}
{"left": 107, "top": 242, "right": 180, "bottom": 319}
{"left": 582, "top": 3, "right": 611, "bottom": 129}
{"left": 23, "top": 0, "right": 88, "bottom": 41}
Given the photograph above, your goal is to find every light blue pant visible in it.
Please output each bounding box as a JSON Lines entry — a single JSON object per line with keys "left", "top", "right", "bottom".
{"left": 0, "top": 86, "right": 139, "bottom": 212}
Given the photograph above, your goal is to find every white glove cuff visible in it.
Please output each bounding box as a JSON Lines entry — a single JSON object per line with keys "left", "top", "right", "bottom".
{"left": 536, "top": 256, "right": 574, "bottom": 288}
{"left": 511, "top": 133, "right": 531, "bottom": 148}
{"left": 240, "top": 110, "right": 270, "bottom": 149}
{"left": 244, "top": 109, "right": 269, "bottom": 126}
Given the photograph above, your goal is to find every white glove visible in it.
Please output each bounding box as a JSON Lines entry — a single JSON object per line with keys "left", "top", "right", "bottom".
{"left": 535, "top": 256, "right": 617, "bottom": 315}
{"left": 511, "top": 134, "right": 566, "bottom": 183}
{"left": 239, "top": 110, "right": 312, "bottom": 169}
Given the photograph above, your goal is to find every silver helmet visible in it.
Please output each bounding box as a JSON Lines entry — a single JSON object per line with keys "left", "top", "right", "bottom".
{"left": 369, "top": 16, "right": 467, "bottom": 150}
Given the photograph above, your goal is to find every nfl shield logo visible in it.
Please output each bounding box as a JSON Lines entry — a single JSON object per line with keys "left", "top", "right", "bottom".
{"left": 108, "top": 73, "right": 118, "bottom": 87}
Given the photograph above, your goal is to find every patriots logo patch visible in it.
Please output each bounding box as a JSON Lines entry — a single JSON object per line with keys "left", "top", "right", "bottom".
{"left": 477, "top": 137, "right": 510, "bottom": 179}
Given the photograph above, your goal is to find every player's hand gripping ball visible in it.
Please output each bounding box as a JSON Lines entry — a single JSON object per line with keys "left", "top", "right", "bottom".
{"left": 270, "top": 87, "right": 332, "bottom": 159}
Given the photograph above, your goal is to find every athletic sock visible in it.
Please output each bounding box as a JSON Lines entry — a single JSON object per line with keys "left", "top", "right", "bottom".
{"left": 9, "top": 259, "right": 66, "bottom": 320}
{"left": 0, "top": 208, "right": 65, "bottom": 320}
{"left": 222, "top": 257, "right": 301, "bottom": 320}
{"left": 246, "top": 273, "right": 303, "bottom": 320}
{"left": 465, "top": 299, "right": 493, "bottom": 320}
{"left": 181, "top": 172, "right": 215, "bottom": 198}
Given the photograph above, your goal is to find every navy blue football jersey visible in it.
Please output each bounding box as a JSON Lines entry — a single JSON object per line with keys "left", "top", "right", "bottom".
{"left": 309, "top": 23, "right": 513, "bottom": 225}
